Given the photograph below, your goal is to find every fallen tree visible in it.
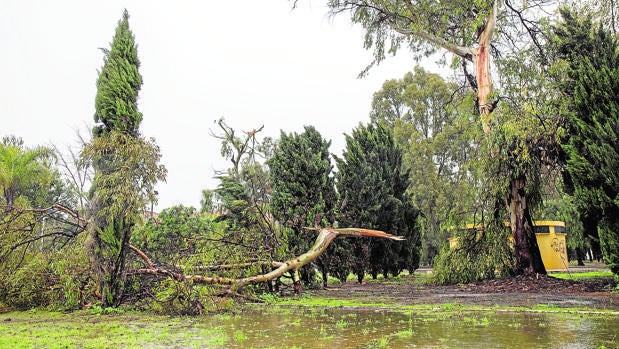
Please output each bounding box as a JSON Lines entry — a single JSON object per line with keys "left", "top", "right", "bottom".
{"left": 128, "top": 227, "right": 404, "bottom": 296}
{"left": 1, "top": 202, "right": 404, "bottom": 309}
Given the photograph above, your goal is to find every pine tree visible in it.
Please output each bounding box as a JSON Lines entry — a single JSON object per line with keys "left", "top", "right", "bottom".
{"left": 335, "top": 122, "right": 421, "bottom": 282}
{"left": 85, "top": 10, "right": 165, "bottom": 307}
{"left": 553, "top": 10, "right": 619, "bottom": 274}
{"left": 267, "top": 126, "right": 337, "bottom": 287}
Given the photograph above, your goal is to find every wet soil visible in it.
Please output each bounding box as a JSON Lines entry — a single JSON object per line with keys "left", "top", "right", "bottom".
{"left": 313, "top": 272, "right": 619, "bottom": 310}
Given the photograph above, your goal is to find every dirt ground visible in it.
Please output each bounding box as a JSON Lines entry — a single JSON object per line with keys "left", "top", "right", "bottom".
{"left": 313, "top": 269, "right": 619, "bottom": 310}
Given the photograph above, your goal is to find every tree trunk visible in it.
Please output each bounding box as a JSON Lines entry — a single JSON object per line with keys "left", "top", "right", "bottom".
{"left": 506, "top": 177, "right": 546, "bottom": 275}
{"left": 474, "top": 4, "right": 545, "bottom": 276}
{"left": 88, "top": 194, "right": 132, "bottom": 308}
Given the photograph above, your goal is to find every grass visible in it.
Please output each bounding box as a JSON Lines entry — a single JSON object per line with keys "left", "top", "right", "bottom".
{"left": 1, "top": 269, "right": 616, "bottom": 348}
{"left": 0, "top": 310, "right": 229, "bottom": 349}
{"left": 2, "top": 301, "right": 618, "bottom": 348}
{"left": 551, "top": 270, "right": 615, "bottom": 280}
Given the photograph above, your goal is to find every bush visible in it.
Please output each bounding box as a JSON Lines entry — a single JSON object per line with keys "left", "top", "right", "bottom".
{"left": 432, "top": 224, "right": 515, "bottom": 285}
{"left": 0, "top": 236, "right": 92, "bottom": 311}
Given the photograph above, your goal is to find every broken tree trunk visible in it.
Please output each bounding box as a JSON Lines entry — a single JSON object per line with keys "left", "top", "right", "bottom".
{"left": 129, "top": 227, "right": 404, "bottom": 295}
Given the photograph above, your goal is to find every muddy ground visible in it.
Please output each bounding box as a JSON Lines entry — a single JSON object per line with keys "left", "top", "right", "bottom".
{"left": 313, "top": 270, "right": 619, "bottom": 310}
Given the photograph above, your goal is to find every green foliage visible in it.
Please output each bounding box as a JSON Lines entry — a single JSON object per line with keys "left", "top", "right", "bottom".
{"left": 335, "top": 122, "right": 421, "bottom": 281}
{"left": 0, "top": 236, "right": 91, "bottom": 311}
{"left": 267, "top": 126, "right": 337, "bottom": 286}
{"left": 329, "top": 0, "right": 555, "bottom": 278}
{"left": 132, "top": 205, "right": 211, "bottom": 264}
{"left": 372, "top": 68, "right": 479, "bottom": 266}
{"left": 551, "top": 9, "right": 619, "bottom": 275}
{"left": 209, "top": 120, "right": 283, "bottom": 272}
{"left": 130, "top": 205, "right": 245, "bottom": 314}
{"left": 82, "top": 132, "right": 165, "bottom": 307}
{"left": 433, "top": 222, "right": 515, "bottom": 285}
{"left": 567, "top": 0, "right": 619, "bottom": 34}
{"left": 93, "top": 9, "right": 142, "bottom": 138}
{"left": 83, "top": 133, "right": 166, "bottom": 223}
{"left": 0, "top": 139, "right": 56, "bottom": 207}
{"left": 85, "top": 9, "right": 166, "bottom": 308}
{"left": 326, "top": 0, "right": 493, "bottom": 76}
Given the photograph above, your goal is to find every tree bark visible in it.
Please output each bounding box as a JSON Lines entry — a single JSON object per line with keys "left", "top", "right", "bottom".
{"left": 506, "top": 177, "right": 546, "bottom": 275}
{"left": 476, "top": 1, "right": 497, "bottom": 136}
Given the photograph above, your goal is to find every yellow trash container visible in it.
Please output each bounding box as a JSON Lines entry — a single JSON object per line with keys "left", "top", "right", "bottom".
{"left": 532, "top": 221, "right": 568, "bottom": 271}
{"left": 447, "top": 221, "right": 568, "bottom": 271}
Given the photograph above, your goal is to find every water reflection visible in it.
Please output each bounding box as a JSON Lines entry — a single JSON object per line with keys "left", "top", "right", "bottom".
{"left": 190, "top": 306, "right": 619, "bottom": 348}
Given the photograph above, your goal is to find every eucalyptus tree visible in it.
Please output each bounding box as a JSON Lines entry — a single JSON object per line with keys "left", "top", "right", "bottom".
{"left": 209, "top": 119, "right": 280, "bottom": 262}
{"left": 335, "top": 122, "right": 421, "bottom": 282}
{"left": 370, "top": 68, "right": 478, "bottom": 265}
{"left": 85, "top": 10, "right": 166, "bottom": 307}
{"left": 550, "top": 9, "right": 619, "bottom": 274}
{"left": 267, "top": 126, "right": 337, "bottom": 287}
{"left": 322, "top": 0, "right": 555, "bottom": 276}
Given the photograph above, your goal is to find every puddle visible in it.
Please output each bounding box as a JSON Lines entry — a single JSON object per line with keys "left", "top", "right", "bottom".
{"left": 184, "top": 306, "right": 619, "bottom": 348}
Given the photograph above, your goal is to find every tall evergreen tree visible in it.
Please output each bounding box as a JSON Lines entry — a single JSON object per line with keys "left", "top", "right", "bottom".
{"left": 86, "top": 10, "right": 165, "bottom": 307}
{"left": 93, "top": 9, "right": 142, "bottom": 138}
{"left": 267, "top": 126, "right": 337, "bottom": 287}
{"left": 552, "top": 9, "right": 619, "bottom": 274}
{"left": 335, "top": 122, "right": 421, "bottom": 282}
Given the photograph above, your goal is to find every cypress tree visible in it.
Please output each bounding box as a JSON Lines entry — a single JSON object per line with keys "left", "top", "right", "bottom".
{"left": 267, "top": 126, "right": 337, "bottom": 287}
{"left": 86, "top": 10, "right": 164, "bottom": 308}
{"left": 335, "top": 122, "right": 421, "bottom": 282}
{"left": 553, "top": 9, "right": 619, "bottom": 274}
{"left": 93, "top": 9, "right": 142, "bottom": 138}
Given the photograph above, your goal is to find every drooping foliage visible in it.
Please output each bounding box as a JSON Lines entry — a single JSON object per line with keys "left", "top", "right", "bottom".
{"left": 566, "top": 0, "right": 619, "bottom": 34}
{"left": 268, "top": 126, "right": 337, "bottom": 286}
{"left": 325, "top": 0, "right": 555, "bottom": 279}
{"left": 335, "top": 122, "right": 421, "bottom": 282}
{"left": 0, "top": 138, "right": 91, "bottom": 311}
{"left": 83, "top": 133, "right": 166, "bottom": 307}
{"left": 551, "top": 9, "right": 619, "bottom": 275}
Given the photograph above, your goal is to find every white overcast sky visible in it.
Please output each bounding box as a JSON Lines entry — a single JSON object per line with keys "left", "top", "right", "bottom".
{"left": 1, "top": 1, "right": 439, "bottom": 210}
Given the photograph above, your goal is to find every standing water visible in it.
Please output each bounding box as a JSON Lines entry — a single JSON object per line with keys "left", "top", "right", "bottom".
{"left": 179, "top": 305, "right": 619, "bottom": 348}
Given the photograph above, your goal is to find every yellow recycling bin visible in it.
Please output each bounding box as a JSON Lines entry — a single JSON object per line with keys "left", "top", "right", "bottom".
{"left": 533, "top": 221, "right": 568, "bottom": 271}
{"left": 448, "top": 221, "right": 568, "bottom": 271}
